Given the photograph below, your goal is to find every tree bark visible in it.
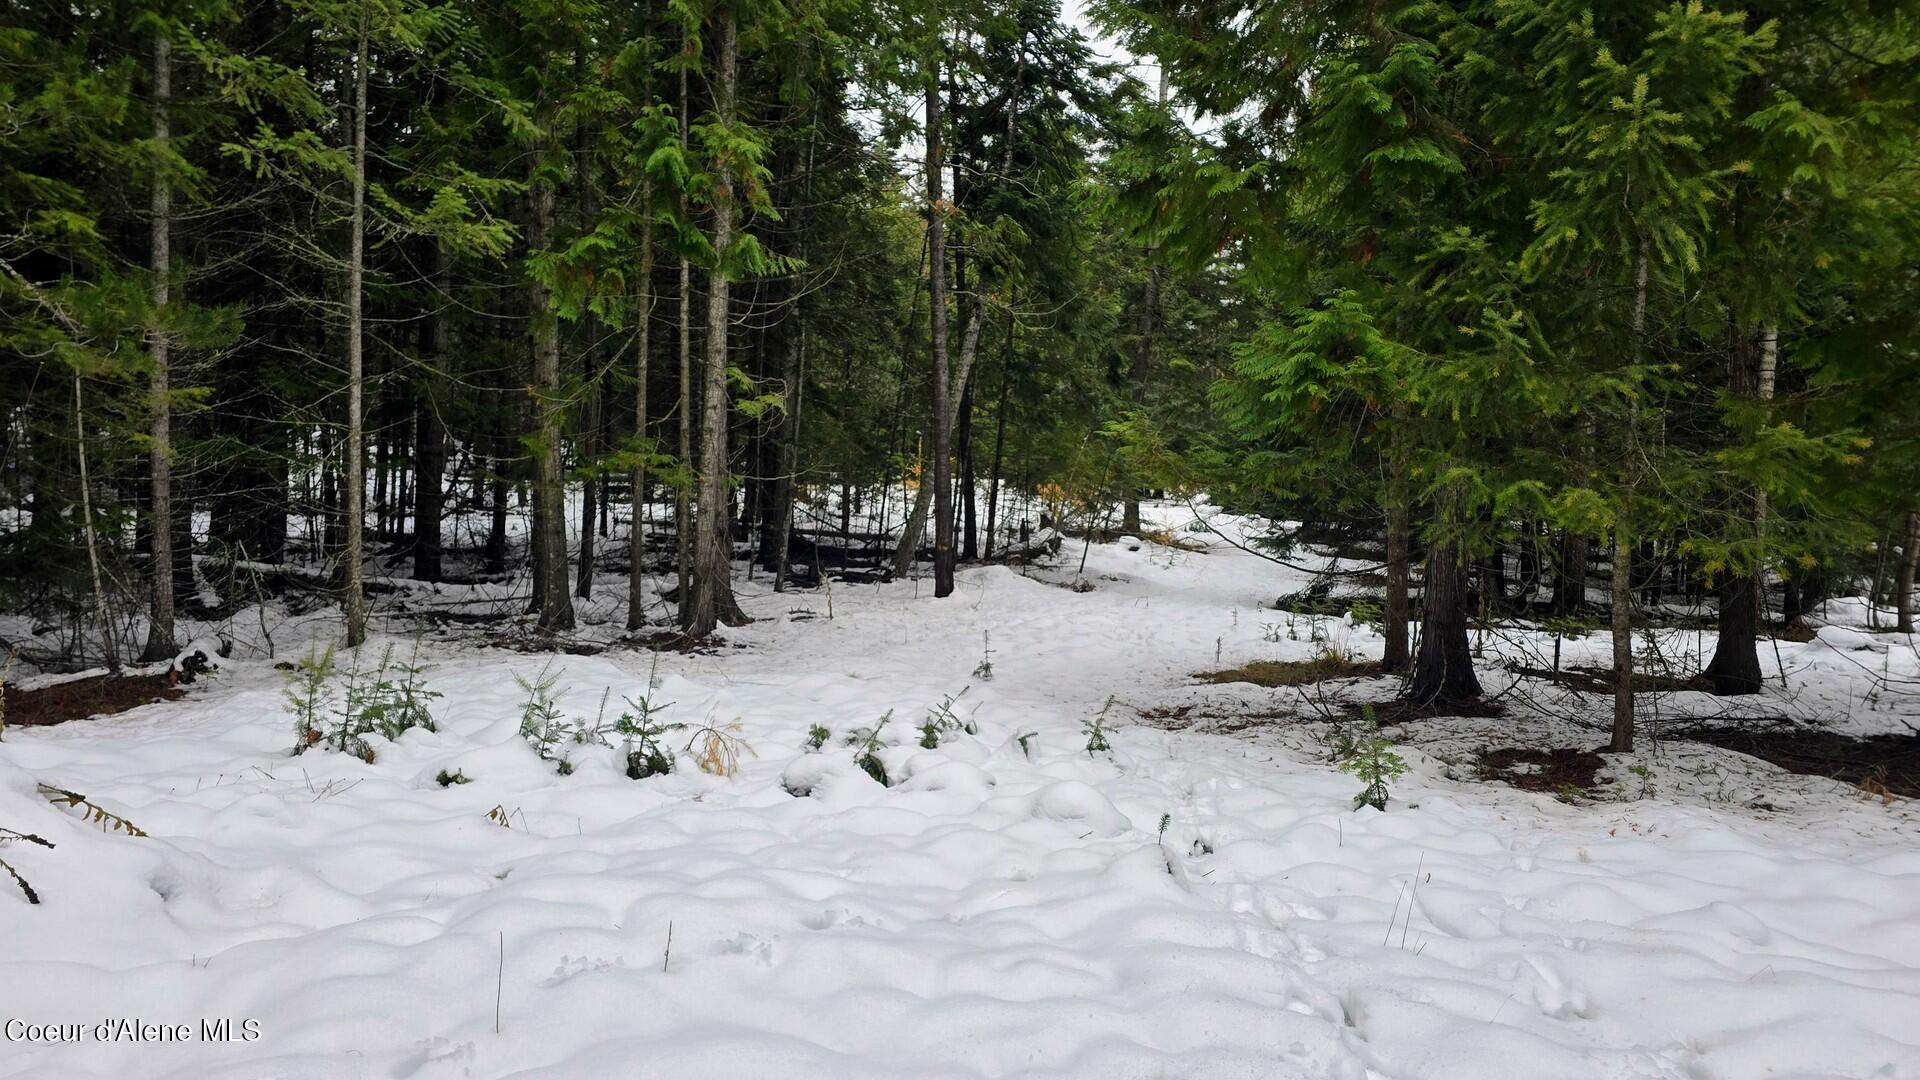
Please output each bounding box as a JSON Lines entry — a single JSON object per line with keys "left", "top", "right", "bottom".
{"left": 529, "top": 100, "right": 575, "bottom": 632}
{"left": 575, "top": 62, "right": 600, "bottom": 602}
{"left": 1383, "top": 495, "right": 1410, "bottom": 671}
{"left": 1610, "top": 241, "right": 1650, "bottom": 752}
{"left": 342, "top": 19, "right": 368, "bottom": 647}
{"left": 1705, "top": 325, "right": 1777, "bottom": 695}
{"left": 1121, "top": 67, "right": 1164, "bottom": 537}
{"left": 627, "top": 191, "right": 654, "bottom": 628}
{"left": 925, "top": 71, "right": 956, "bottom": 598}
{"left": 685, "top": 4, "right": 749, "bottom": 639}
{"left": 75, "top": 375, "right": 122, "bottom": 674}
{"left": 1406, "top": 542, "right": 1479, "bottom": 706}
{"left": 675, "top": 52, "right": 694, "bottom": 627}
{"left": 984, "top": 310, "right": 1012, "bottom": 559}
{"left": 1897, "top": 511, "right": 1918, "bottom": 634}
{"left": 142, "top": 26, "right": 176, "bottom": 661}
{"left": 413, "top": 244, "right": 448, "bottom": 582}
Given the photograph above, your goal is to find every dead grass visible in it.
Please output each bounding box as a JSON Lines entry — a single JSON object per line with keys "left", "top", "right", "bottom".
{"left": 1194, "top": 655, "right": 1383, "bottom": 688}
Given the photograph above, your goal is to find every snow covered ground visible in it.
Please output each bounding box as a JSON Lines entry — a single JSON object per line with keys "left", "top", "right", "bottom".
{"left": 3, "top": 504, "right": 1918, "bottom": 1079}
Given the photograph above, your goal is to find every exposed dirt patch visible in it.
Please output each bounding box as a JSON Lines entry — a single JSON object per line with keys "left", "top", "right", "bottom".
{"left": 1679, "top": 725, "right": 1919, "bottom": 799}
{"left": 1477, "top": 747, "right": 1610, "bottom": 794}
{"left": 1341, "top": 697, "right": 1506, "bottom": 723}
{"left": 1137, "top": 704, "right": 1196, "bottom": 729}
{"left": 3, "top": 673, "right": 183, "bottom": 728}
{"left": 1195, "top": 657, "right": 1384, "bottom": 688}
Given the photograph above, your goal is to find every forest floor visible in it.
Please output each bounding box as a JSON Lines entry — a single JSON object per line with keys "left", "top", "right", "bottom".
{"left": 2, "top": 502, "right": 1917, "bottom": 1079}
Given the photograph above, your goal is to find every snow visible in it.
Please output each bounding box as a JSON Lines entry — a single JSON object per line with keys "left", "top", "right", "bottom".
{"left": 2, "top": 502, "right": 1918, "bottom": 1079}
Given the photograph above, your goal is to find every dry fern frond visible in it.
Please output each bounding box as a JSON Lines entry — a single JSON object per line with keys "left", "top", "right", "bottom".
{"left": 36, "top": 784, "right": 147, "bottom": 837}
{"left": 685, "top": 719, "right": 755, "bottom": 778}
{"left": 0, "top": 856, "right": 39, "bottom": 904}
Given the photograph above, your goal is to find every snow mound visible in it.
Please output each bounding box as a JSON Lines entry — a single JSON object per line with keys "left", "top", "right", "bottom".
{"left": 1028, "top": 779, "right": 1132, "bottom": 836}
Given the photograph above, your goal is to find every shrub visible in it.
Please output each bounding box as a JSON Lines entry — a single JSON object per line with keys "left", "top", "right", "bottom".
{"left": 1339, "top": 706, "right": 1407, "bottom": 811}
{"left": 356, "top": 642, "right": 440, "bottom": 742}
{"left": 847, "top": 711, "right": 892, "bottom": 785}
{"left": 286, "top": 644, "right": 339, "bottom": 754}
{"left": 1083, "top": 696, "right": 1115, "bottom": 756}
{"left": 515, "top": 663, "right": 571, "bottom": 769}
{"left": 617, "top": 683, "right": 682, "bottom": 779}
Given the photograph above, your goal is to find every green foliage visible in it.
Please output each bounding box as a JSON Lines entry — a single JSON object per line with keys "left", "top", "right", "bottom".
{"left": 435, "top": 768, "right": 470, "bottom": 787}
{"left": 1338, "top": 706, "right": 1408, "bottom": 812}
{"left": 355, "top": 641, "right": 441, "bottom": 741}
{"left": 286, "top": 644, "right": 339, "bottom": 753}
{"left": 1083, "top": 696, "right": 1116, "bottom": 756}
{"left": 287, "top": 643, "right": 437, "bottom": 763}
{"left": 616, "top": 682, "right": 683, "bottom": 780}
{"left": 514, "top": 663, "right": 570, "bottom": 769}
{"left": 848, "top": 711, "right": 892, "bottom": 786}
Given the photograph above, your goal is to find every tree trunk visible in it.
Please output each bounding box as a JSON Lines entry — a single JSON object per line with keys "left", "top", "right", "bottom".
{"left": 1553, "top": 530, "right": 1587, "bottom": 615}
{"left": 924, "top": 73, "right": 956, "bottom": 598}
{"left": 1121, "top": 66, "right": 1164, "bottom": 537}
{"left": 1897, "top": 511, "right": 1918, "bottom": 634}
{"left": 889, "top": 266, "right": 986, "bottom": 578}
{"left": 984, "top": 310, "right": 1012, "bottom": 559}
{"left": 1705, "top": 325, "right": 1777, "bottom": 695}
{"left": 75, "top": 375, "right": 122, "bottom": 674}
{"left": 486, "top": 439, "right": 508, "bottom": 574}
{"left": 342, "top": 19, "right": 368, "bottom": 647}
{"left": 1406, "top": 542, "right": 1479, "bottom": 706}
{"left": 627, "top": 185, "right": 654, "bottom": 628}
{"left": 675, "top": 54, "right": 694, "bottom": 627}
{"left": 413, "top": 244, "right": 448, "bottom": 582}
{"left": 685, "top": 5, "right": 749, "bottom": 639}
{"left": 1383, "top": 495, "right": 1410, "bottom": 671}
{"left": 142, "top": 27, "right": 176, "bottom": 662}
{"left": 1609, "top": 241, "right": 1650, "bottom": 751}
{"left": 959, "top": 381, "right": 977, "bottom": 561}
{"left": 529, "top": 103, "right": 575, "bottom": 632}
{"left": 1609, "top": 526, "right": 1636, "bottom": 750}
{"left": 575, "top": 68, "right": 600, "bottom": 603}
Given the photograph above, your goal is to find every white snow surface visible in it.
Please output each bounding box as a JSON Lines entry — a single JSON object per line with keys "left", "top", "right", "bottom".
{"left": 3, "top": 505, "right": 1919, "bottom": 1079}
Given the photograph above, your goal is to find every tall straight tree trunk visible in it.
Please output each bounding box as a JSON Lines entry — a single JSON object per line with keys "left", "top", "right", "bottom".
{"left": 142, "top": 27, "right": 176, "bottom": 661}
{"left": 685, "top": 4, "right": 748, "bottom": 639}
{"left": 924, "top": 70, "right": 956, "bottom": 599}
{"left": 75, "top": 375, "right": 122, "bottom": 674}
{"left": 767, "top": 118, "right": 815, "bottom": 589}
{"left": 959, "top": 381, "right": 977, "bottom": 561}
{"left": 529, "top": 106, "right": 575, "bottom": 632}
{"left": 1898, "top": 511, "right": 1918, "bottom": 634}
{"left": 984, "top": 310, "right": 1012, "bottom": 559}
{"left": 575, "top": 57, "right": 600, "bottom": 602}
{"left": 675, "top": 54, "right": 693, "bottom": 626}
{"left": 486, "top": 436, "right": 508, "bottom": 574}
{"left": 891, "top": 46, "right": 1017, "bottom": 581}
{"left": 1406, "top": 540, "right": 1479, "bottom": 706}
{"left": 413, "top": 244, "right": 448, "bottom": 582}
{"left": 1383, "top": 494, "right": 1411, "bottom": 671}
{"left": 1121, "top": 66, "right": 1163, "bottom": 537}
{"left": 342, "top": 19, "right": 368, "bottom": 647}
{"left": 772, "top": 319, "right": 804, "bottom": 590}
{"left": 576, "top": 387, "right": 599, "bottom": 598}
{"left": 627, "top": 190, "right": 654, "bottom": 627}
{"left": 1704, "top": 325, "right": 1777, "bottom": 695}
{"left": 1610, "top": 242, "right": 1651, "bottom": 752}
